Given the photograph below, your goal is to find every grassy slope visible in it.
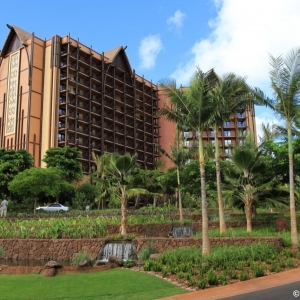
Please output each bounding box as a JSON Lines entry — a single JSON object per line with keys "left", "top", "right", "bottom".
{"left": 0, "top": 268, "right": 187, "bottom": 300}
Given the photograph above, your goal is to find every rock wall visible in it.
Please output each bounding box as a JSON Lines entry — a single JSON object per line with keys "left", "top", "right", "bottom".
{"left": 0, "top": 236, "right": 282, "bottom": 260}
{"left": 107, "top": 221, "right": 273, "bottom": 237}
{"left": 0, "top": 239, "right": 105, "bottom": 260}
{"left": 133, "top": 237, "right": 283, "bottom": 254}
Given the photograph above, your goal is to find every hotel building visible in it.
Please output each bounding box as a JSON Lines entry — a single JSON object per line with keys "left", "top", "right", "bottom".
{"left": 0, "top": 25, "right": 160, "bottom": 173}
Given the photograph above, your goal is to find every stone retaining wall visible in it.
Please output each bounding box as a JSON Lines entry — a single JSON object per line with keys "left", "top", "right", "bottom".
{"left": 133, "top": 237, "right": 283, "bottom": 254}
{"left": 0, "top": 239, "right": 105, "bottom": 260}
{"left": 107, "top": 221, "right": 273, "bottom": 237}
{"left": 0, "top": 236, "right": 282, "bottom": 260}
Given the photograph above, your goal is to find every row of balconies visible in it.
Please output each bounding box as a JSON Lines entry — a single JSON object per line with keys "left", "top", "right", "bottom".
{"left": 60, "top": 59, "right": 157, "bottom": 100}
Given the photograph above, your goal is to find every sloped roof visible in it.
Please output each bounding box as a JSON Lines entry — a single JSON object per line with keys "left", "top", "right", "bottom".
{"left": 0, "top": 24, "right": 32, "bottom": 58}
{"left": 104, "top": 46, "right": 132, "bottom": 75}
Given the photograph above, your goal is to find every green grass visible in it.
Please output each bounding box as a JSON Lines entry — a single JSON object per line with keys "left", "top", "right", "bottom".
{"left": 0, "top": 268, "right": 187, "bottom": 300}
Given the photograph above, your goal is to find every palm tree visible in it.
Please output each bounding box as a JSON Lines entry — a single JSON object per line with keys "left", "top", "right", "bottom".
{"left": 158, "top": 68, "right": 218, "bottom": 256}
{"left": 156, "top": 130, "right": 193, "bottom": 221}
{"left": 107, "top": 153, "right": 148, "bottom": 236}
{"left": 92, "top": 152, "right": 111, "bottom": 209}
{"left": 223, "top": 132, "right": 272, "bottom": 232}
{"left": 258, "top": 122, "right": 279, "bottom": 144}
{"left": 207, "top": 73, "right": 255, "bottom": 233}
{"left": 269, "top": 47, "right": 300, "bottom": 248}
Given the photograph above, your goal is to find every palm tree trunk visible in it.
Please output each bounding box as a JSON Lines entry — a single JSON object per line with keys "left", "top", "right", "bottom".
{"left": 214, "top": 132, "right": 226, "bottom": 233}
{"left": 287, "top": 125, "right": 299, "bottom": 248}
{"left": 120, "top": 185, "right": 127, "bottom": 236}
{"left": 199, "top": 137, "right": 210, "bottom": 256}
{"left": 245, "top": 202, "right": 252, "bottom": 232}
{"left": 177, "top": 166, "right": 183, "bottom": 222}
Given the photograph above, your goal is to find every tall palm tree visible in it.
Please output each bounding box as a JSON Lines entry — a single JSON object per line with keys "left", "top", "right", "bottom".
{"left": 107, "top": 153, "right": 148, "bottom": 236}
{"left": 156, "top": 130, "right": 193, "bottom": 221}
{"left": 158, "top": 68, "right": 218, "bottom": 256}
{"left": 207, "top": 73, "right": 255, "bottom": 233}
{"left": 269, "top": 47, "right": 300, "bottom": 248}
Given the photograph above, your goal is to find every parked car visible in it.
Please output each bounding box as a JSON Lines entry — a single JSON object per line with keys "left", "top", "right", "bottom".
{"left": 36, "top": 203, "right": 69, "bottom": 212}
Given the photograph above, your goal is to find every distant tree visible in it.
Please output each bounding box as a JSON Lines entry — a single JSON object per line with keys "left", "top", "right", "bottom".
{"left": 107, "top": 153, "right": 148, "bottom": 235}
{"left": 223, "top": 132, "right": 274, "bottom": 232}
{"left": 42, "top": 146, "right": 83, "bottom": 183}
{"left": 8, "top": 167, "right": 73, "bottom": 214}
{"left": 0, "top": 149, "right": 34, "bottom": 196}
{"left": 74, "top": 182, "right": 98, "bottom": 209}
{"left": 156, "top": 130, "right": 193, "bottom": 221}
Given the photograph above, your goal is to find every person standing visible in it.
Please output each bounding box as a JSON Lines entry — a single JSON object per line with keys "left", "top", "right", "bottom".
{"left": 1, "top": 197, "right": 8, "bottom": 217}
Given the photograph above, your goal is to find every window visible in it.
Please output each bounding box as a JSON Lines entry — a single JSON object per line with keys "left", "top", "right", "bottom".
{"left": 224, "top": 130, "right": 231, "bottom": 137}
{"left": 210, "top": 131, "right": 215, "bottom": 137}
{"left": 224, "top": 139, "right": 231, "bottom": 146}
{"left": 237, "top": 112, "right": 245, "bottom": 118}
{"left": 238, "top": 130, "right": 246, "bottom": 137}
{"left": 211, "top": 140, "right": 216, "bottom": 146}
{"left": 224, "top": 121, "right": 230, "bottom": 127}
{"left": 225, "top": 148, "right": 232, "bottom": 155}
{"left": 238, "top": 122, "right": 246, "bottom": 127}
{"left": 195, "top": 131, "right": 199, "bottom": 137}
{"left": 59, "top": 109, "right": 66, "bottom": 116}
{"left": 184, "top": 140, "right": 191, "bottom": 147}
{"left": 183, "top": 131, "right": 190, "bottom": 138}
{"left": 58, "top": 134, "right": 65, "bottom": 142}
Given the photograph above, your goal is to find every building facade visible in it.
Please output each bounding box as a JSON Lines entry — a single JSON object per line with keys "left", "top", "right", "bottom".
{"left": 0, "top": 25, "right": 160, "bottom": 173}
{"left": 157, "top": 88, "right": 257, "bottom": 170}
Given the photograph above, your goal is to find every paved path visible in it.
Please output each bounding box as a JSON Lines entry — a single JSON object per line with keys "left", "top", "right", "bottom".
{"left": 158, "top": 268, "right": 300, "bottom": 300}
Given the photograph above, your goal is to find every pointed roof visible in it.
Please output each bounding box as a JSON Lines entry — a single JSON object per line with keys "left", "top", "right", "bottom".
{"left": 0, "top": 24, "right": 32, "bottom": 58}
{"left": 104, "top": 46, "right": 132, "bottom": 75}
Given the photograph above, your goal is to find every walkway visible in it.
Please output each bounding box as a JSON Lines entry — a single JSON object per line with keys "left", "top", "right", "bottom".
{"left": 158, "top": 267, "right": 300, "bottom": 300}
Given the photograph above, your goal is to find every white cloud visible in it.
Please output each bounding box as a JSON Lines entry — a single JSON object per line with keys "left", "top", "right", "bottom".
{"left": 167, "top": 10, "right": 186, "bottom": 33}
{"left": 171, "top": 0, "right": 300, "bottom": 139}
{"left": 172, "top": 0, "right": 300, "bottom": 90}
{"left": 138, "top": 35, "right": 163, "bottom": 69}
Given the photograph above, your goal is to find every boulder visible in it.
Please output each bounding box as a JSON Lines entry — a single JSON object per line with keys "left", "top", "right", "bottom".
{"left": 93, "top": 260, "right": 106, "bottom": 267}
{"left": 42, "top": 268, "right": 56, "bottom": 277}
{"left": 149, "top": 254, "right": 160, "bottom": 260}
{"left": 79, "top": 259, "right": 93, "bottom": 267}
{"left": 44, "top": 260, "right": 62, "bottom": 269}
{"left": 275, "top": 218, "right": 289, "bottom": 232}
{"left": 108, "top": 255, "right": 124, "bottom": 266}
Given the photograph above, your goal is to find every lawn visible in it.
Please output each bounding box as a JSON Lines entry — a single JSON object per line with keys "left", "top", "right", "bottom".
{"left": 0, "top": 268, "right": 188, "bottom": 300}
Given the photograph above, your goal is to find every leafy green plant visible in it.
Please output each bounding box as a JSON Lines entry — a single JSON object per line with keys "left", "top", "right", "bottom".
{"left": 71, "top": 251, "right": 92, "bottom": 266}
{"left": 197, "top": 278, "right": 207, "bottom": 289}
{"left": 270, "top": 263, "right": 277, "bottom": 272}
{"left": 206, "top": 269, "right": 218, "bottom": 286}
{"left": 139, "top": 243, "right": 156, "bottom": 260}
{"left": 239, "top": 270, "right": 249, "bottom": 281}
{"left": 251, "top": 262, "right": 265, "bottom": 277}
{"left": 124, "top": 260, "right": 136, "bottom": 268}
{"left": 286, "top": 258, "right": 295, "bottom": 268}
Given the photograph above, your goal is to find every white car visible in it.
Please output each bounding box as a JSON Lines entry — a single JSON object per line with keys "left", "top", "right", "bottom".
{"left": 36, "top": 203, "right": 69, "bottom": 212}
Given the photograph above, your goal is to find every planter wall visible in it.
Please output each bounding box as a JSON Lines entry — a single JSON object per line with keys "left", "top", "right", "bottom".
{"left": 107, "top": 221, "right": 273, "bottom": 237}
{"left": 133, "top": 237, "right": 283, "bottom": 254}
{"left": 0, "top": 236, "right": 283, "bottom": 260}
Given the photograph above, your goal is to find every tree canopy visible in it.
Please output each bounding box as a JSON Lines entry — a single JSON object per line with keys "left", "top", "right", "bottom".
{"left": 42, "top": 146, "right": 83, "bottom": 183}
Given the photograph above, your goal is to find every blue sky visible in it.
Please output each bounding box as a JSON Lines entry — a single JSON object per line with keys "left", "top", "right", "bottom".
{"left": 1, "top": 0, "right": 300, "bottom": 140}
